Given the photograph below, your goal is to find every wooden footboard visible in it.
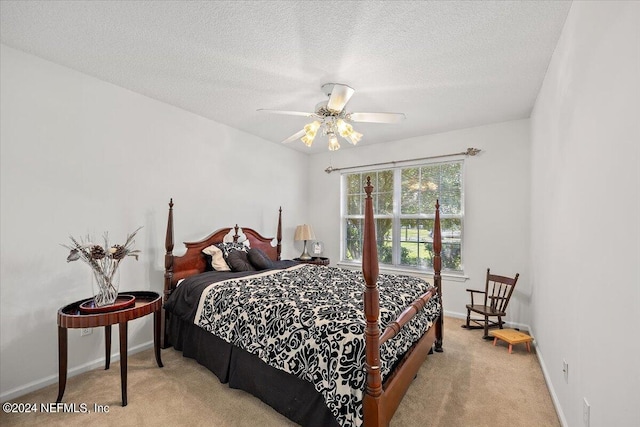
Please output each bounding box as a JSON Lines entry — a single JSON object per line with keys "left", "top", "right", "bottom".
{"left": 362, "top": 177, "right": 443, "bottom": 427}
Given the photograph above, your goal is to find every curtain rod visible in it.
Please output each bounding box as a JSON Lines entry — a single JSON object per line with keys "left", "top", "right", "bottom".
{"left": 324, "top": 147, "right": 481, "bottom": 174}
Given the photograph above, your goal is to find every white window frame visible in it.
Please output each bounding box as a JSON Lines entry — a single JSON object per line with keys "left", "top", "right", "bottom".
{"left": 340, "top": 160, "right": 465, "bottom": 275}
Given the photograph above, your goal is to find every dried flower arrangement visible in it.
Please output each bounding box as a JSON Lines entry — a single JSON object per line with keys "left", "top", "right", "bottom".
{"left": 63, "top": 227, "right": 142, "bottom": 307}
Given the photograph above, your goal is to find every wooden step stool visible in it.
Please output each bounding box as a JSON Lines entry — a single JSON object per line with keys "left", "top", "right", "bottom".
{"left": 489, "top": 329, "right": 533, "bottom": 354}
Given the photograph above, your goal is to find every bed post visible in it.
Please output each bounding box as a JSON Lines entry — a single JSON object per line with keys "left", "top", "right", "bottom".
{"left": 362, "top": 177, "right": 384, "bottom": 427}
{"left": 162, "top": 198, "right": 175, "bottom": 349}
{"left": 277, "top": 206, "right": 282, "bottom": 260}
{"left": 433, "top": 200, "right": 443, "bottom": 352}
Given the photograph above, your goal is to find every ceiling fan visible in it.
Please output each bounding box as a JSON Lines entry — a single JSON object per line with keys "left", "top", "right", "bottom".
{"left": 258, "top": 83, "right": 406, "bottom": 151}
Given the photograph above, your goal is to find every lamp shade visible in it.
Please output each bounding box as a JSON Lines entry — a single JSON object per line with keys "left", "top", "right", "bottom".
{"left": 294, "top": 224, "right": 316, "bottom": 241}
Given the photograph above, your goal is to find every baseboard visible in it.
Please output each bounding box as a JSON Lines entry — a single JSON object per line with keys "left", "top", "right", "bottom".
{"left": 0, "top": 341, "right": 153, "bottom": 403}
{"left": 443, "top": 309, "right": 531, "bottom": 332}
{"left": 526, "top": 325, "right": 568, "bottom": 427}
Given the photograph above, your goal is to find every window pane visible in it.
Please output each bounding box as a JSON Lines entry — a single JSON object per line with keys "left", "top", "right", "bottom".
{"left": 402, "top": 162, "right": 462, "bottom": 216}
{"left": 400, "top": 219, "right": 434, "bottom": 268}
{"left": 404, "top": 218, "right": 462, "bottom": 270}
{"left": 419, "top": 166, "right": 437, "bottom": 215}
{"left": 401, "top": 168, "right": 420, "bottom": 214}
{"left": 347, "top": 171, "right": 395, "bottom": 215}
{"left": 346, "top": 174, "right": 362, "bottom": 195}
{"left": 345, "top": 218, "right": 363, "bottom": 261}
{"left": 376, "top": 218, "right": 393, "bottom": 264}
{"left": 439, "top": 163, "right": 462, "bottom": 215}
{"left": 345, "top": 218, "right": 393, "bottom": 265}
{"left": 347, "top": 195, "right": 362, "bottom": 215}
{"left": 378, "top": 191, "right": 393, "bottom": 215}
{"left": 377, "top": 170, "right": 394, "bottom": 193}
{"left": 440, "top": 218, "right": 462, "bottom": 270}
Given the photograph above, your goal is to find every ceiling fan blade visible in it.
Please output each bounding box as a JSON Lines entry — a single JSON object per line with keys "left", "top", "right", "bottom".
{"left": 258, "top": 109, "right": 315, "bottom": 117}
{"left": 348, "top": 112, "right": 406, "bottom": 124}
{"left": 326, "top": 84, "right": 355, "bottom": 113}
{"left": 281, "top": 129, "right": 306, "bottom": 144}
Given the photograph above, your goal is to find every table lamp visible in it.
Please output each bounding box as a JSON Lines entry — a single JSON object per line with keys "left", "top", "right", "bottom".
{"left": 294, "top": 224, "right": 316, "bottom": 260}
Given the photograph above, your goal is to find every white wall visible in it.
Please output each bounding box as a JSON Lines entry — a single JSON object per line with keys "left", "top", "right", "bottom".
{"left": 530, "top": 2, "right": 640, "bottom": 426}
{"left": 0, "top": 45, "right": 309, "bottom": 400}
{"left": 307, "top": 120, "right": 531, "bottom": 327}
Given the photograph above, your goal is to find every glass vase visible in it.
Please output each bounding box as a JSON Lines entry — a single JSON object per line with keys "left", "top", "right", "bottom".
{"left": 92, "top": 269, "right": 120, "bottom": 307}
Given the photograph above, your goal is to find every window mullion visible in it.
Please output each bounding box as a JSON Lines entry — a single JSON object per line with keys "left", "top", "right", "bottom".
{"left": 392, "top": 169, "right": 401, "bottom": 266}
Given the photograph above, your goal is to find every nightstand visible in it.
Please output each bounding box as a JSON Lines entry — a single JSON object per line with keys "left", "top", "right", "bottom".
{"left": 56, "top": 291, "right": 163, "bottom": 406}
{"left": 294, "top": 257, "right": 330, "bottom": 266}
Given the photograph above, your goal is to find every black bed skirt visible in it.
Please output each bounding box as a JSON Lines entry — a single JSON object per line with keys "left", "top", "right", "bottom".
{"left": 168, "top": 314, "right": 340, "bottom": 427}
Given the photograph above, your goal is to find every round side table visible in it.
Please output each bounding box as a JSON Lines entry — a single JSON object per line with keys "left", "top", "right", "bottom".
{"left": 57, "top": 291, "right": 163, "bottom": 406}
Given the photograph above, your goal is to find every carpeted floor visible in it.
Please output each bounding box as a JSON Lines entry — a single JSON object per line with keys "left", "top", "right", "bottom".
{"left": 1, "top": 317, "right": 560, "bottom": 426}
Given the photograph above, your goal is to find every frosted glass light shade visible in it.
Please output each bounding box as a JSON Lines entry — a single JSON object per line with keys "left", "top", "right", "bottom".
{"left": 327, "top": 134, "right": 340, "bottom": 151}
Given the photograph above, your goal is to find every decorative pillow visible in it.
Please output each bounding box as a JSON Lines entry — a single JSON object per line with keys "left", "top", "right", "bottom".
{"left": 226, "top": 250, "right": 256, "bottom": 272}
{"left": 202, "top": 245, "right": 231, "bottom": 271}
{"left": 202, "top": 254, "right": 214, "bottom": 271}
{"left": 215, "top": 241, "right": 250, "bottom": 260}
{"left": 247, "top": 248, "right": 273, "bottom": 271}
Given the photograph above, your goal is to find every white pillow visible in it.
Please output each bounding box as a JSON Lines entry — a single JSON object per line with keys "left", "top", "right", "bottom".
{"left": 202, "top": 244, "right": 231, "bottom": 271}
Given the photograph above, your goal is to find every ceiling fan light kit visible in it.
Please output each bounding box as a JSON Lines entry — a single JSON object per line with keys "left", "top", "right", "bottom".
{"left": 336, "top": 119, "right": 363, "bottom": 145}
{"left": 301, "top": 120, "right": 321, "bottom": 147}
{"left": 327, "top": 132, "right": 340, "bottom": 151}
{"left": 258, "top": 83, "right": 405, "bottom": 151}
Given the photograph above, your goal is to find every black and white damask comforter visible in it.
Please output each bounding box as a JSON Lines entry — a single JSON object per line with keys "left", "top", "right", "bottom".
{"left": 191, "top": 264, "right": 440, "bottom": 427}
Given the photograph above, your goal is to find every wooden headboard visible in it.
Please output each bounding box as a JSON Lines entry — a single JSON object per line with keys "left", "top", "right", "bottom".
{"left": 163, "top": 199, "right": 282, "bottom": 293}
{"left": 162, "top": 198, "right": 282, "bottom": 347}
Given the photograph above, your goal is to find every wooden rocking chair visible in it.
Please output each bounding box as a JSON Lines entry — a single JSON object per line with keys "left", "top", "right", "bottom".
{"left": 461, "top": 268, "right": 519, "bottom": 338}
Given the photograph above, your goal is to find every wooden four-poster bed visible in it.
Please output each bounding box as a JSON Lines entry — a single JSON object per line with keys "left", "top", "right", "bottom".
{"left": 162, "top": 177, "right": 443, "bottom": 427}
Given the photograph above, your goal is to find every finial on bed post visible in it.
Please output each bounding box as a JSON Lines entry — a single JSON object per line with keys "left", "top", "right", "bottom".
{"left": 433, "top": 199, "right": 444, "bottom": 352}
{"left": 362, "top": 176, "right": 383, "bottom": 425}
{"left": 277, "top": 206, "right": 282, "bottom": 260}
{"left": 163, "top": 198, "right": 175, "bottom": 348}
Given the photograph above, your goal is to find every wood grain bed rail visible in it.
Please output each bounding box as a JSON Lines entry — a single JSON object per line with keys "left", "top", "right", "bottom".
{"left": 379, "top": 288, "right": 437, "bottom": 346}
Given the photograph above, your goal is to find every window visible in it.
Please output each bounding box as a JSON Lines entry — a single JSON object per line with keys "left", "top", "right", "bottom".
{"left": 342, "top": 161, "right": 463, "bottom": 272}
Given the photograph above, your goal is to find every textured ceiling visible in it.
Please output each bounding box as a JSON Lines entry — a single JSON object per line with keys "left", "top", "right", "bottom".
{"left": 0, "top": 1, "right": 571, "bottom": 154}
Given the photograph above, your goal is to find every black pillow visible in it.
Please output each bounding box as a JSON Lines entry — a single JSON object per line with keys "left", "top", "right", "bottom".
{"left": 203, "top": 254, "right": 214, "bottom": 271}
{"left": 215, "top": 242, "right": 249, "bottom": 262}
{"left": 247, "top": 248, "right": 274, "bottom": 270}
{"left": 226, "top": 250, "right": 256, "bottom": 272}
